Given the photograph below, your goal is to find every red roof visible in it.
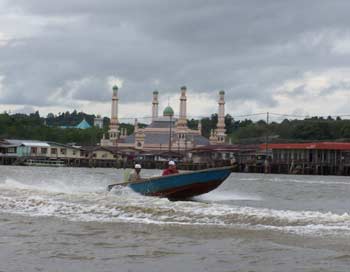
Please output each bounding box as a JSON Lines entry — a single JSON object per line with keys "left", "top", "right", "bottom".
{"left": 261, "top": 142, "right": 350, "bottom": 151}
{"left": 190, "top": 144, "right": 259, "bottom": 152}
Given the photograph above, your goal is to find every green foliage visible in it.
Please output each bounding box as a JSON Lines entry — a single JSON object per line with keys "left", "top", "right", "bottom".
{"left": 0, "top": 111, "right": 151, "bottom": 145}
{"left": 0, "top": 112, "right": 106, "bottom": 145}
{"left": 46, "top": 110, "right": 95, "bottom": 127}
{"left": 187, "top": 118, "right": 198, "bottom": 130}
{"left": 229, "top": 117, "right": 350, "bottom": 143}
{"left": 3, "top": 110, "right": 350, "bottom": 145}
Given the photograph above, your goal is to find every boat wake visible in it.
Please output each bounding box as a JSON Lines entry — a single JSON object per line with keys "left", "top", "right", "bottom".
{"left": 195, "top": 191, "right": 262, "bottom": 202}
{"left": 0, "top": 177, "right": 350, "bottom": 237}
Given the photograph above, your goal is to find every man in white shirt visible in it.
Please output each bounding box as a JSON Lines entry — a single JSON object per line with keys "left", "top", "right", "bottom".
{"left": 128, "top": 164, "right": 142, "bottom": 182}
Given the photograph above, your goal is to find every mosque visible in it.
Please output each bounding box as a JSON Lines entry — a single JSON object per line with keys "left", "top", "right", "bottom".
{"left": 100, "top": 86, "right": 227, "bottom": 151}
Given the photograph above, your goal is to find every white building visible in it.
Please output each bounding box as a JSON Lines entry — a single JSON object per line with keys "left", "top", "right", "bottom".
{"left": 101, "top": 86, "right": 227, "bottom": 151}
{"left": 94, "top": 115, "right": 104, "bottom": 128}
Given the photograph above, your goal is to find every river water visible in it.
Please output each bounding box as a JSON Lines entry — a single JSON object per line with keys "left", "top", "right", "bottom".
{"left": 1, "top": 166, "right": 350, "bottom": 271}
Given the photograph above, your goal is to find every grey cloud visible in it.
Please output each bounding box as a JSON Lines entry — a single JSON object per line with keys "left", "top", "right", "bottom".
{"left": 279, "top": 84, "right": 307, "bottom": 98}
{"left": 13, "top": 105, "right": 36, "bottom": 114}
{"left": 320, "top": 81, "right": 350, "bottom": 96}
{"left": 1, "top": 0, "right": 350, "bottom": 113}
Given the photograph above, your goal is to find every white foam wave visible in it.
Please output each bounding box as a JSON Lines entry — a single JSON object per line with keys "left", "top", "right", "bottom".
{"left": 1, "top": 168, "right": 350, "bottom": 237}
{"left": 269, "top": 177, "right": 350, "bottom": 186}
{"left": 236, "top": 174, "right": 350, "bottom": 186}
{"left": 1, "top": 186, "right": 350, "bottom": 237}
{"left": 195, "top": 191, "right": 262, "bottom": 202}
{"left": 0, "top": 177, "right": 104, "bottom": 194}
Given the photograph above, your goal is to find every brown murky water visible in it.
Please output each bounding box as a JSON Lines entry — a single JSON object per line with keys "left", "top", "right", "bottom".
{"left": 1, "top": 166, "right": 350, "bottom": 272}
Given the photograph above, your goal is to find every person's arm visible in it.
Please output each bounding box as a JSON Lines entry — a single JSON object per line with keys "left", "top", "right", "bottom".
{"left": 128, "top": 173, "right": 136, "bottom": 182}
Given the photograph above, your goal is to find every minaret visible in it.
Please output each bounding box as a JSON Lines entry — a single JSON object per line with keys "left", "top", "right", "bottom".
{"left": 177, "top": 86, "right": 187, "bottom": 127}
{"left": 197, "top": 120, "right": 202, "bottom": 135}
{"left": 216, "top": 90, "right": 226, "bottom": 144}
{"left": 120, "top": 128, "right": 127, "bottom": 139}
{"left": 134, "top": 118, "right": 145, "bottom": 150}
{"left": 152, "top": 90, "right": 159, "bottom": 121}
{"left": 209, "top": 129, "right": 217, "bottom": 144}
{"left": 109, "top": 85, "right": 119, "bottom": 141}
{"left": 134, "top": 118, "right": 139, "bottom": 133}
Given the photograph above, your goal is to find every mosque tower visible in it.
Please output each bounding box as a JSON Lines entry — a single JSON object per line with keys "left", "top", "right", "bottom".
{"left": 177, "top": 86, "right": 187, "bottom": 128}
{"left": 197, "top": 120, "right": 202, "bottom": 136}
{"left": 215, "top": 90, "right": 226, "bottom": 144}
{"left": 108, "top": 85, "right": 119, "bottom": 141}
{"left": 152, "top": 90, "right": 159, "bottom": 121}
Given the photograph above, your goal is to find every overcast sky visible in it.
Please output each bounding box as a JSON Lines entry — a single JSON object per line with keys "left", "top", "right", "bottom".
{"left": 1, "top": 0, "right": 350, "bottom": 122}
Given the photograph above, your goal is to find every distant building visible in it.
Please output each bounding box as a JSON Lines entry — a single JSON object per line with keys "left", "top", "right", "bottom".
{"left": 75, "top": 119, "right": 92, "bottom": 129}
{"left": 100, "top": 85, "right": 227, "bottom": 151}
{"left": 60, "top": 118, "right": 92, "bottom": 130}
{"left": 262, "top": 142, "right": 350, "bottom": 175}
{"left": 189, "top": 144, "right": 259, "bottom": 164}
{"left": 0, "top": 139, "right": 120, "bottom": 167}
{"left": 94, "top": 115, "right": 103, "bottom": 128}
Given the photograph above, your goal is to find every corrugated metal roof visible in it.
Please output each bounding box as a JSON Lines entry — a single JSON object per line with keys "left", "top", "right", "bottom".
{"left": 262, "top": 142, "right": 350, "bottom": 151}
{"left": 193, "top": 135, "right": 210, "bottom": 145}
{"left": 121, "top": 134, "right": 135, "bottom": 144}
{"left": 191, "top": 144, "right": 258, "bottom": 152}
{"left": 5, "top": 139, "right": 50, "bottom": 147}
{"left": 118, "top": 119, "right": 209, "bottom": 146}
{"left": 121, "top": 132, "right": 209, "bottom": 146}
{"left": 144, "top": 133, "right": 172, "bottom": 144}
{"left": 147, "top": 120, "right": 176, "bottom": 129}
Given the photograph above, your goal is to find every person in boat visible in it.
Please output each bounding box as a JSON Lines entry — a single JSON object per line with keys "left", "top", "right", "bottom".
{"left": 128, "top": 164, "right": 142, "bottom": 182}
{"left": 162, "top": 160, "right": 179, "bottom": 176}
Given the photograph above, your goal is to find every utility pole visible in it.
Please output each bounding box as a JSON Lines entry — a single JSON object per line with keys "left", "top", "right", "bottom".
{"left": 265, "top": 112, "right": 269, "bottom": 157}
{"left": 264, "top": 112, "right": 270, "bottom": 173}
{"left": 168, "top": 115, "right": 173, "bottom": 155}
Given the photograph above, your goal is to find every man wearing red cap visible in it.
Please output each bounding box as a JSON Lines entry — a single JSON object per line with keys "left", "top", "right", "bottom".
{"left": 162, "top": 161, "right": 179, "bottom": 176}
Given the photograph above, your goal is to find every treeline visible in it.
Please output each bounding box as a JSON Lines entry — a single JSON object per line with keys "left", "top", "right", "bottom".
{"left": 46, "top": 110, "right": 140, "bottom": 135}
{"left": 2, "top": 111, "right": 350, "bottom": 145}
{"left": 46, "top": 110, "right": 97, "bottom": 127}
{"left": 190, "top": 114, "right": 350, "bottom": 143}
{"left": 0, "top": 111, "right": 134, "bottom": 145}
{"left": 0, "top": 112, "right": 103, "bottom": 145}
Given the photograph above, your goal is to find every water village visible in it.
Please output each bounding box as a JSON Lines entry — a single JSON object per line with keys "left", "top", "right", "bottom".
{"left": 2, "top": 86, "right": 350, "bottom": 176}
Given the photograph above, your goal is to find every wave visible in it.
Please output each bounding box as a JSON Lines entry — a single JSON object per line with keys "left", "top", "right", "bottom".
{"left": 1, "top": 169, "right": 350, "bottom": 237}
{"left": 268, "top": 176, "right": 350, "bottom": 186}
{"left": 195, "top": 191, "right": 262, "bottom": 202}
{"left": 0, "top": 184, "right": 350, "bottom": 237}
{"left": 236, "top": 173, "right": 350, "bottom": 186}
{"left": 0, "top": 177, "right": 105, "bottom": 194}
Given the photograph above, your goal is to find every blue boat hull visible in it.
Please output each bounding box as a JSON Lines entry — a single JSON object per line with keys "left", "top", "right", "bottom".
{"left": 128, "top": 166, "right": 232, "bottom": 199}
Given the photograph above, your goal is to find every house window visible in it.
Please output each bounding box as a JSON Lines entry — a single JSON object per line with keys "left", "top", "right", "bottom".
{"left": 7, "top": 147, "right": 16, "bottom": 153}
{"left": 51, "top": 148, "right": 57, "bottom": 155}
{"left": 60, "top": 148, "right": 66, "bottom": 155}
{"left": 41, "top": 148, "right": 48, "bottom": 154}
{"left": 31, "top": 147, "right": 37, "bottom": 154}
{"left": 73, "top": 150, "right": 76, "bottom": 155}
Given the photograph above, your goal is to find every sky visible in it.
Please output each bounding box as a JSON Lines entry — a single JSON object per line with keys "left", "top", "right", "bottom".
{"left": 1, "top": 0, "right": 350, "bottom": 123}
